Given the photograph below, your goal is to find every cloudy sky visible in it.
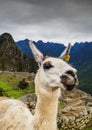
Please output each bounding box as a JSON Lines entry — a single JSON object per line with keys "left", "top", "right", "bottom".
{"left": 0, "top": 0, "right": 92, "bottom": 45}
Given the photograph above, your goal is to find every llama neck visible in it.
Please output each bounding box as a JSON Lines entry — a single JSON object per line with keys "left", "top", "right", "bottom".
{"left": 31, "top": 74, "right": 60, "bottom": 130}
{"left": 32, "top": 91, "right": 60, "bottom": 130}
{"left": 36, "top": 89, "right": 59, "bottom": 117}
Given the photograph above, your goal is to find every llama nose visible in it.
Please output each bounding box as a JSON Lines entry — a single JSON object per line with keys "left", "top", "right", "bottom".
{"left": 60, "top": 69, "right": 78, "bottom": 91}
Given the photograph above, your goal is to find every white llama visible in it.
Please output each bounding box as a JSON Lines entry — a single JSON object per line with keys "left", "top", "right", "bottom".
{"left": 0, "top": 41, "right": 78, "bottom": 130}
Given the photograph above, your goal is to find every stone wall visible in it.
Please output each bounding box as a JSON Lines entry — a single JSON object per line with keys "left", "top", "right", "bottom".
{"left": 57, "top": 106, "right": 92, "bottom": 130}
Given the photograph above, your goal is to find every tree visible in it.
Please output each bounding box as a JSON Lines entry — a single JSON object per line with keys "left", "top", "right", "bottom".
{"left": 17, "top": 78, "right": 29, "bottom": 90}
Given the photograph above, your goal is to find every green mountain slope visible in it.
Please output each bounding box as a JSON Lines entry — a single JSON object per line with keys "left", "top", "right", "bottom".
{"left": 70, "top": 43, "right": 92, "bottom": 95}
{"left": 0, "top": 33, "right": 36, "bottom": 72}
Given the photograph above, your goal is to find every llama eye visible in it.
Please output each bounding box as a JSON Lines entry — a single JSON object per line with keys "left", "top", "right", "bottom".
{"left": 43, "top": 62, "right": 54, "bottom": 70}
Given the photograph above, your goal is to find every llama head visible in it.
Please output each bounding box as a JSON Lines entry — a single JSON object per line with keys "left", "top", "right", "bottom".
{"left": 29, "top": 41, "right": 78, "bottom": 93}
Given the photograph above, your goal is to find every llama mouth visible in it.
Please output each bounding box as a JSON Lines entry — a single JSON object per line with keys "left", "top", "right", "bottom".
{"left": 63, "top": 83, "right": 76, "bottom": 91}
{"left": 60, "top": 71, "right": 78, "bottom": 91}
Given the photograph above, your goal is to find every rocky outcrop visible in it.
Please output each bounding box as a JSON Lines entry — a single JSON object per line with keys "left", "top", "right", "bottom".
{"left": 0, "top": 33, "right": 36, "bottom": 72}
{"left": 58, "top": 106, "right": 92, "bottom": 130}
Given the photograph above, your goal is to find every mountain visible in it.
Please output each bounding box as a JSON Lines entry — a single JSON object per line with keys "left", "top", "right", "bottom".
{"left": 70, "top": 42, "right": 92, "bottom": 95}
{"left": 16, "top": 40, "right": 92, "bottom": 95}
{"left": 17, "top": 39, "right": 65, "bottom": 57}
{"left": 0, "top": 33, "right": 36, "bottom": 72}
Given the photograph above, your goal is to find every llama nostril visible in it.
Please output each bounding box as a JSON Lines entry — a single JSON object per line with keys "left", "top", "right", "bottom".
{"left": 65, "top": 70, "right": 76, "bottom": 77}
{"left": 60, "top": 75, "right": 68, "bottom": 79}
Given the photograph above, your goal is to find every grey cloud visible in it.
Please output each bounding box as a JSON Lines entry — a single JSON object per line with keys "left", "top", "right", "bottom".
{"left": 0, "top": 0, "right": 92, "bottom": 24}
{"left": 0, "top": 0, "right": 92, "bottom": 43}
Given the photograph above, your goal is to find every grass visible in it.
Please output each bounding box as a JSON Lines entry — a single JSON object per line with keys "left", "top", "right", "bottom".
{"left": 7, "top": 90, "right": 25, "bottom": 98}
{"left": 0, "top": 73, "right": 35, "bottom": 98}
{"left": 59, "top": 102, "right": 66, "bottom": 108}
{"left": 0, "top": 81, "right": 11, "bottom": 90}
{"left": 85, "top": 126, "right": 92, "bottom": 130}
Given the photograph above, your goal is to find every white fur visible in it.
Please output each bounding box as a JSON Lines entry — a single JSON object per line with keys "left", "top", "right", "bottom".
{"left": 0, "top": 41, "right": 77, "bottom": 130}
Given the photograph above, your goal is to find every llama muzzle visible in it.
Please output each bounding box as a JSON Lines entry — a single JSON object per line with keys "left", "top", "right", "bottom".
{"left": 60, "top": 70, "right": 78, "bottom": 91}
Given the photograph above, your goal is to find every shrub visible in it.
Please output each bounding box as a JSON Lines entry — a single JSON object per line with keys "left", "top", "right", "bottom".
{"left": 17, "top": 78, "right": 29, "bottom": 90}
{"left": 0, "top": 88, "right": 5, "bottom": 96}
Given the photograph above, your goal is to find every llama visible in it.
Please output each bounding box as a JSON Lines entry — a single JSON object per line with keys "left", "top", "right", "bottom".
{"left": 0, "top": 41, "right": 78, "bottom": 130}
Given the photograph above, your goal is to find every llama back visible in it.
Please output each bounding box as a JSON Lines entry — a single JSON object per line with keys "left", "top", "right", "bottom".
{"left": 0, "top": 99, "right": 33, "bottom": 130}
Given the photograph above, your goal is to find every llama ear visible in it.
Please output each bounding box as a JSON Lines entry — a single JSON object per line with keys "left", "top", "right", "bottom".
{"left": 29, "top": 40, "right": 44, "bottom": 67}
{"left": 59, "top": 43, "right": 71, "bottom": 62}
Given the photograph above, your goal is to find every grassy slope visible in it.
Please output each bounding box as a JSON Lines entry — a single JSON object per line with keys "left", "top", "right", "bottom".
{"left": 0, "top": 73, "right": 35, "bottom": 98}
{"left": 85, "top": 126, "right": 92, "bottom": 130}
